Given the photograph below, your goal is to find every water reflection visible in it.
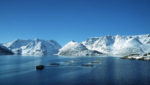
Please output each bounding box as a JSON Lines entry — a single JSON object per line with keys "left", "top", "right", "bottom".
{"left": 101, "top": 58, "right": 150, "bottom": 85}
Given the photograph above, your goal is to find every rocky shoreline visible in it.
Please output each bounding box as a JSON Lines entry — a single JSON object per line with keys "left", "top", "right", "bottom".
{"left": 120, "top": 53, "right": 150, "bottom": 61}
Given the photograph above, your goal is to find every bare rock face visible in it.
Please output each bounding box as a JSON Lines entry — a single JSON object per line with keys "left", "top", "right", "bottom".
{"left": 0, "top": 45, "right": 14, "bottom": 55}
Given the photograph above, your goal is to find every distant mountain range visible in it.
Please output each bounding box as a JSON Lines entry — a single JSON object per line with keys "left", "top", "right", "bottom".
{"left": 58, "top": 34, "right": 150, "bottom": 56}
{"left": 2, "top": 39, "right": 61, "bottom": 56}
{"left": 1, "top": 34, "right": 150, "bottom": 57}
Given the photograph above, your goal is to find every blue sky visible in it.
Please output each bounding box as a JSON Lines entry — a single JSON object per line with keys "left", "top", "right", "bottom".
{"left": 0, "top": 0, "right": 150, "bottom": 45}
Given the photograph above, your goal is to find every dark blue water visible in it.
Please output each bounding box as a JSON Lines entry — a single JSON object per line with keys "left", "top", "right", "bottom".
{"left": 0, "top": 55, "right": 150, "bottom": 85}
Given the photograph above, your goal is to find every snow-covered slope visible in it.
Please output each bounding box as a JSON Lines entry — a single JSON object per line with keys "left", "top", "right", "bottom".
{"left": 3, "top": 39, "right": 61, "bottom": 56}
{"left": 83, "top": 34, "right": 150, "bottom": 56}
{"left": 58, "top": 41, "right": 103, "bottom": 56}
{"left": 82, "top": 36, "right": 115, "bottom": 54}
{"left": 59, "top": 34, "right": 150, "bottom": 56}
{"left": 0, "top": 44, "right": 14, "bottom": 55}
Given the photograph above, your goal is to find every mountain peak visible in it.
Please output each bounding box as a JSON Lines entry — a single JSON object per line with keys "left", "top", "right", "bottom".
{"left": 58, "top": 40, "right": 102, "bottom": 56}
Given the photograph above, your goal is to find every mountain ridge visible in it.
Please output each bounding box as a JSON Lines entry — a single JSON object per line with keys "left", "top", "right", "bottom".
{"left": 3, "top": 38, "right": 61, "bottom": 56}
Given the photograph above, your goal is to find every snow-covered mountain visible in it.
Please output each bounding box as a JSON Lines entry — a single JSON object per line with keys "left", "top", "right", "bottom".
{"left": 58, "top": 41, "right": 103, "bottom": 56}
{"left": 83, "top": 34, "right": 150, "bottom": 56}
{"left": 3, "top": 39, "right": 61, "bottom": 56}
{"left": 0, "top": 44, "right": 14, "bottom": 55}
{"left": 59, "top": 34, "right": 150, "bottom": 56}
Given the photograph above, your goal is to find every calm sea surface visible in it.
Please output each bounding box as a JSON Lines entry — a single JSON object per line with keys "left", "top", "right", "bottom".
{"left": 0, "top": 55, "right": 150, "bottom": 85}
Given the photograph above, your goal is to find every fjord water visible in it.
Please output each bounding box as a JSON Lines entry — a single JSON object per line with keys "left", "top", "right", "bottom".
{"left": 0, "top": 56, "right": 150, "bottom": 85}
